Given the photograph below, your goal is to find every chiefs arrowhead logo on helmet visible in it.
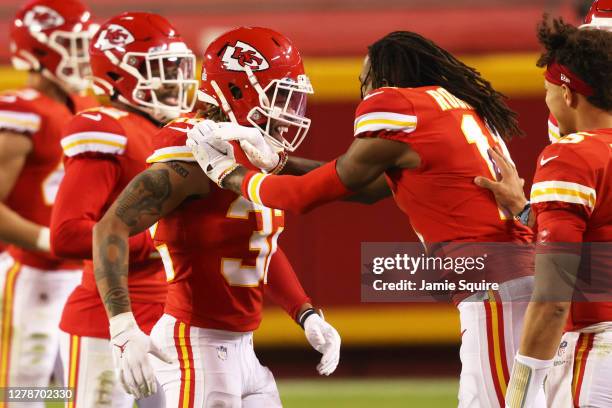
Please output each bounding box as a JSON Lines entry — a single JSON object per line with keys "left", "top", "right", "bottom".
{"left": 221, "top": 41, "right": 270, "bottom": 72}
{"left": 95, "top": 24, "right": 135, "bottom": 51}
{"left": 23, "top": 6, "right": 65, "bottom": 31}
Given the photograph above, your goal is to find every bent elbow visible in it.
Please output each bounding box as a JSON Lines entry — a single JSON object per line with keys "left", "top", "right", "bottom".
{"left": 50, "top": 224, "right": 87, "bottom": 259}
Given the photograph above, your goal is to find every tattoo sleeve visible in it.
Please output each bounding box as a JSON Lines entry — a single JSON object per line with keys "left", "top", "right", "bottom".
{"left": 94, "top": 232, "right": 130, "bottom": 317}
{"left": 114, "top": 169, "right": 172, "bottom": 230}
{"left": 93, "top": 162, "right": 207, "bottom": 319}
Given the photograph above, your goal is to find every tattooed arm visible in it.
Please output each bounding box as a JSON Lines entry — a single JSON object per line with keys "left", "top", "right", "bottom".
{"left": 93, "top": 161, "right": 210, "bottom": 317}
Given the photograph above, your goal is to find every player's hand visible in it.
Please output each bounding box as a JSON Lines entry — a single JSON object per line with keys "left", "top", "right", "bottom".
{"left": 214, "top": 122, "right": 283, "bottom": 173}
{"left": 474, "top": 146, "right": 527, "bottom": 216}
{"left": 186, "top": 120, "right": 238, "bottom": 186}
{"left": 109, "top": 312, "right": 172, "bottom": 399}
{"left": 304, "top": 311, "right": 341, "bottom": 376}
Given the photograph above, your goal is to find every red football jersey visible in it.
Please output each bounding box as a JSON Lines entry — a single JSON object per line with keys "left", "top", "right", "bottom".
{"left": 57, "top": 107, "right": 166, "bottom": 338}
{"left": 147, "top": 117, "right": 285, "bottom": 332}
{"left": 355, "top": 86, "right": 533, "bottom": 244}
{"left": 531, "top": 129, "right": 612, "bottom": 331}
{"left": 0, "top": 88, "right": 96, "bottom": 270}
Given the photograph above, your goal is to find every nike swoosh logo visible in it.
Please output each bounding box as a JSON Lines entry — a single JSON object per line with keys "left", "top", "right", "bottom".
{"left": 461, "top": 329, "right": 467, "bottom": 337}
{"left": 168, "top": 126, "right": 190, "bottom": 133}
{"left": 363, "top": 91, "right": 385, "bottom": 100}
{"left": 540, "top": 155, "right": 559, "bottom": 166}
{"left": 82, "top": 113, "right": 102, "bottom": 121}
{"left": 0, "top": 96, "right": 17, "bottom": 103}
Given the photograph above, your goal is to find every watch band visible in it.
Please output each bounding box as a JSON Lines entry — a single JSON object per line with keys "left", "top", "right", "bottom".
{"left": 516, "top": 202, "right": 531, "bottom": 226}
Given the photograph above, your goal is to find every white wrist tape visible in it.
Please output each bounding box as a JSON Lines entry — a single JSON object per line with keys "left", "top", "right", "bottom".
{"left": 505, "top": 353, "right": 553, "bottom": 408}
{"left": 36, "top": 227, "right": 50, "bottom": 252}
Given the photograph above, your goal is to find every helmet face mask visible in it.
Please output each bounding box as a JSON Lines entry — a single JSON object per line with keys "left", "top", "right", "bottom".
{"left": 247, "top": 74, "right": 313, "bottom": 152}
{"left": 90, "top": 13, "right": 197, "bottom": 123}
{"left": 10, "top": 1, "right": 96, "bottom": 94}
{"left": 125, "top": 48, "right": 198, "bottom": 122}
{"left": 199, "top": 27, "right": 314, "bottom": 152}
{"left": 47, "top": 25, "right": 97, "bottom": 92}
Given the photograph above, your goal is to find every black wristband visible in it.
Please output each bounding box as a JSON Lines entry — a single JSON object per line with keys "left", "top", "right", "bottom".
{"left": 297, "top": 308, "right": 317, "bottom": 329}
{"left": 515, "top": 202, "right": 531, "bottom": 226}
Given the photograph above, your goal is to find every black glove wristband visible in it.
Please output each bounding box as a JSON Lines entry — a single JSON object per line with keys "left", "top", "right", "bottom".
{"left": 297, "top": 308, "right": 317, "bottom": 329}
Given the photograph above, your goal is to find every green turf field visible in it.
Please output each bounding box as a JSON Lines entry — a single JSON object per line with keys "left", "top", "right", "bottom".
{"left": 46, "top": 378, "right": 458, "bottom": 407}
{"left": 279, "top": 378, "right": 458, "bottom": 408}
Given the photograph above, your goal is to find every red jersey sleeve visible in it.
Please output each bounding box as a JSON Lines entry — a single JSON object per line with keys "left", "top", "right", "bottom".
{"left": 240, "top": 161, "right": 350, "bottom": 214}
{"left": 530, "top": 135, "right": 600, "bottom": 221}
{"left": 50, "top": 156, "right": 119, "bottom": 258}
{"left": 353, "top": 87, "right": 418, "bottom": 141}
{"left": 146, "top": 117, "right": 199, "bottom": 164}
{"left": 265, "top": 247, "right": 311, "bottom": 320}
{"left": 0, "top": 89, "right": 43, "bottom": 137}
{"left": 60, "top": 108, "right": 128, "bottom": 158}
{"left": 50, "top": 156, "right": 153, "bottom": 259}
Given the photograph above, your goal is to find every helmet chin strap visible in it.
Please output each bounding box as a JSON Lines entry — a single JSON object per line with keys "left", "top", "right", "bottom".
{"left": 243, "top": 65, "right": 270, "bottom": 107}
{"left": 210, "top": 80, "right": 238, "bottom": 123}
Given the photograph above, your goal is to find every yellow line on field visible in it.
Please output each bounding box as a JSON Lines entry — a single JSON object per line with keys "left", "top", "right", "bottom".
{"left": 256, "top": 305, "right": 460, "bottom": 346}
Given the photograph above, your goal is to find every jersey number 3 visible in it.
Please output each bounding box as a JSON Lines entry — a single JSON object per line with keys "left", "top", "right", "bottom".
{"left": 222, "top": 196, "right": 284, "bottom": 287}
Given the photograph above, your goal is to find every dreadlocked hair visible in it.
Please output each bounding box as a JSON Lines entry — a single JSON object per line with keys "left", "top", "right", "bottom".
{"left": 195, "top": 103, "right": 229, "bottom": 122}
{"left": 537, "top": 16, "right": 612, "bottom": 111}
{"left": 366, "top": 31, "right": 523, "bottom": 140}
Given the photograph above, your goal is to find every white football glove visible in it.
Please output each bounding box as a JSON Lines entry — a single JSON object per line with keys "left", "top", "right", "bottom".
{"left": 214, "top": 122, "right": 282, "bottom": 173}
{"left": 303, "top": 311, "right": 341, "bottom": 376}
{"left": 186, "top": 119, "right": 238, "bottom": 186}
{"left": 109, "top": 312, "right": 172, "bottom": 399}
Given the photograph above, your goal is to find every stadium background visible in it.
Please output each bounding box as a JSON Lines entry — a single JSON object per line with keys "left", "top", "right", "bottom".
{"left": 0, "top": 0, "right": 592, "bottom": 405}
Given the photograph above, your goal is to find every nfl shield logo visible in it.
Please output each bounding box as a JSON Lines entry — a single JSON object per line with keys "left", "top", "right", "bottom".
{"left": 557, "top": 340, "right": 568, "bottom": 357}
{"left": 216, "top": 345, "right": 228, "bottom": 361}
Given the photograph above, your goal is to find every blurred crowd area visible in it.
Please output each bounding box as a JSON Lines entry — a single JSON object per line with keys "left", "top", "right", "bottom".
{"left": 0, "top": 0, "right": 595, "bottom": 59}
{"left": 0, "top": 0, "right": 595, "bottom": 373}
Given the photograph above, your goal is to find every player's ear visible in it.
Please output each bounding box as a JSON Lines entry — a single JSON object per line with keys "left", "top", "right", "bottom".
{"left": 561, "top": 84, "right": 577, "bottom": 109}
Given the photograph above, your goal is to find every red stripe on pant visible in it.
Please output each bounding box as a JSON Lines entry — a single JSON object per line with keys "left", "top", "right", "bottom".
{"left": 0, "top": 262, "right": 21, "bottom": 407}
{"left": 483, "top": 291, "right": 510, "bottom": 407}
{"left": 174, "top": 320, "right": 196, "bottom": 408}
{"left": 572, "top": 333, "right": 594, "bottom": 408}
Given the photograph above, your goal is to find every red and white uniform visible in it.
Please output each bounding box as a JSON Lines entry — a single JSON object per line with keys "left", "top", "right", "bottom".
{"left": 243, "top": 86, "right": 540, "bottom": 407}
{"left": 0, "top": 88, "right": 96, "bottom": 398}
{"left": 356, "top": 86, "right": 538, "bottom": 408}
{"left": 146, "top": 117, "right": 310, "bottom": 407}
{"left": 50, "top": 107, "right": 167, "bottom": 408}
{"left": 530, "top": 129, "right": 612, "bottom": 407}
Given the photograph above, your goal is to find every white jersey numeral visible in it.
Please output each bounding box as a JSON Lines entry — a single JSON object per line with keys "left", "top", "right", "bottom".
{"left": 41, "top": 162, "right": 64, "bottom": 205}
{"left": 461, "top": 113, "right": 512, "bottom": 220}
{"left": 222, "top": 196, "right": 283, "bottom": 287}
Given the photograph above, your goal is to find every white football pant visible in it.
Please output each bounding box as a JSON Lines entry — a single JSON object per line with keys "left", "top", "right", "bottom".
{"left": 545, "top": 328, "right": 612, "bottom": 407}
{"left": 59, "top": 331, "right": 164, "bottom": 408}
{"left": 457, "top": 276, "right": 546, "bottom": 408}
{"left": 0, "top": 255, "right": 81, "bottom": 408}
{"left": 150, "top": 314, "right": 282, "bottom": 408}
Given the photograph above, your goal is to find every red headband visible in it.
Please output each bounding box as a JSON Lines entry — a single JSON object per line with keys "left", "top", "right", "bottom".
{"left": 545, "top": 62, "right": 594, "bottom": 97}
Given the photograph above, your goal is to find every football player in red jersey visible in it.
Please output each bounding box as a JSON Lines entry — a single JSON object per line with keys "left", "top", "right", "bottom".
{"left": 472, "top": 19, "right": 612, "bottom": 408}
{"left": 92, "top": 27, "right": 341, "bottom": 406}
{"left": 0, "top": 0, "right": 98, "bottom": 397}
{"left": 49, "top": 12, "right": 199, "bottom": 407}
{"left": 547, "top": 0, "right": 611, "bottom": 143}
{"left": 189, "top": 31, "right": 543, "bottom": 407}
